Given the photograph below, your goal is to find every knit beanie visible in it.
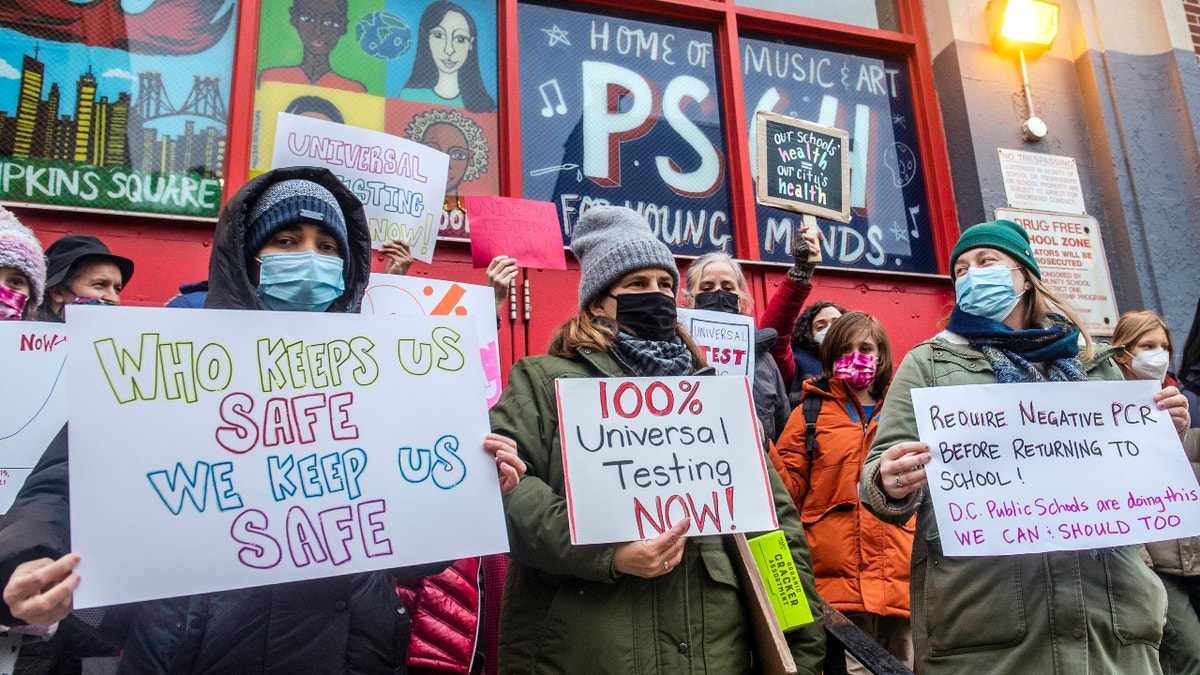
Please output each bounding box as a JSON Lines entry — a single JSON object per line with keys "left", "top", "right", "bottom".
{"left": 0, "top": 207, "right": 46, "bottom": 309}
{"left": 949, "top": 219, "right": 1041, "bottom": 279}
{"left": 245, "top": 179, "right": 349, "bottom": 259}
{"left": 570, "top": 205, "right": 678, "bottom": 308}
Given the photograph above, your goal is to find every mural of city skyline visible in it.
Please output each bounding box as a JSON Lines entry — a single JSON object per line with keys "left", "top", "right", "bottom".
{"left": 0, "top": 48, "right": 227, "bottom": 178}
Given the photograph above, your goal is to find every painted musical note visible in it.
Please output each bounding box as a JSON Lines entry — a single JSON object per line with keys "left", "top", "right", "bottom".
{"left": 538, "top": 79, "right": 567, "bottom": 117}
{"left": 908, "top": 205, "right": 921, "bottom": 238}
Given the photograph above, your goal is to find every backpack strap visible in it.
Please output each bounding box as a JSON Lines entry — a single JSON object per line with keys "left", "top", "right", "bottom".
{"left": 802, "top": 393, "right": 822, "bottom": 456}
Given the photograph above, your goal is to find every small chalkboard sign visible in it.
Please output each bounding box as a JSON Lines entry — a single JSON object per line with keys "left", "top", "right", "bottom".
{"left": 755, "top": 111, "right": 851, "bottom": 224}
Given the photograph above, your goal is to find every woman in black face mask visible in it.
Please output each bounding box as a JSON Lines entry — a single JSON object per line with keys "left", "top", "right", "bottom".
{"left": 487, "top": 206, "right": 827, "bottom": 674}
{"left": 683, "top": 252, "right": 790, "bottom": 444}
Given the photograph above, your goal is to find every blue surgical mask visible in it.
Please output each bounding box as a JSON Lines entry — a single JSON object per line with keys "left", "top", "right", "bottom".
{"left": 256, "top": 251, "right": 345, "bottom": 312}
{"left": 955, "top": 265, "right": 1023, "bottom": 322}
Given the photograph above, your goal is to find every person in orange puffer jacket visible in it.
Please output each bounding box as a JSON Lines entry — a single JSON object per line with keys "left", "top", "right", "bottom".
{"left": 769, "top": 311, "right": 914, "bottom": 674}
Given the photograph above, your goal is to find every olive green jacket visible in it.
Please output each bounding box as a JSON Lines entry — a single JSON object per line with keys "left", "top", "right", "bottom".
{"left": 860, "top": 332, "right": 1167, "bottom": 675}
{"left": 1143, "top": 428, "right": 1200, "bottom": 576}
{"left": 491, "top": 347, "right": 825, "bottom": 674}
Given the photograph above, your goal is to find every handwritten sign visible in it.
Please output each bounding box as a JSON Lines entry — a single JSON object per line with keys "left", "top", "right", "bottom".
{"left": 0, "top": 322, "right": 68, "bottom": 514}
{"left": 997, "top": 148, "right": 1086, "bottom": 215}
{"left": 677, "top": 308, "right": 755, "bottom": 378}
{"left": 557, "top": 376, "right": 777, "bottom": 545}
{"left": 912, "top": 380, "right": 1200, "bottom": 556}
{"left": 271, "top": 113, "right": 450, "bottom": 263}
{"left": 67, "top": 306, "right": 507, "bottom": 608}
{"left": 361, "top": 273, "right": 503, "bottom": 407}
{"left": 755, "top": 111, "right": 850, "bottom": 224}
{"left": 464, "top": 196, "right": 566, "bottom": 270}
{"left": 996, "top": 209, "right": 1118, "bottom": 335}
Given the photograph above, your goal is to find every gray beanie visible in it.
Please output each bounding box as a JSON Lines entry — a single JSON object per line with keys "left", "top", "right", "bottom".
{"left": 570, "top": 205, "right": 678, "bottom": 308}
{"left": 246, "top": 179, "right": 349, "bottom": 258}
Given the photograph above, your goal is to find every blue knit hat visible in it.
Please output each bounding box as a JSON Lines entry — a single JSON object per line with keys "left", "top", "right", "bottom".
{"left": 570, "top": 205, "right": 678, "bottom": 308}
{"left": 246, "top": 179, "right": 349, "bottom": 258}
{"left": 950, "top": 219, "right": 1041, "bottom": 279}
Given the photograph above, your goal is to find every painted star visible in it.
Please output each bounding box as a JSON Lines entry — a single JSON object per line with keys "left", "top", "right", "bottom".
{"left": 889, "top": 221, "right": 909, "bottom": 242}
{"left": 541, "top": 24, "right": 571, "bottom": 47}
{"left": 892, "top": 113, "right": 907, "bottom": 128}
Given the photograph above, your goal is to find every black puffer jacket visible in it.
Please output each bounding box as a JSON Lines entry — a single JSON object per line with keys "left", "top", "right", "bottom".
{"left": 753, "top": 328, "right": 791, "bottom": 444}
{"left": 0, "top": 167, "right": 439, "bottom": 674}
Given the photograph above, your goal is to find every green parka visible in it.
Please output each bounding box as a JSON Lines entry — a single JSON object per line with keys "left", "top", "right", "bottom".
{"left": 490, "top": 346, "right": 826, "bottom": 674}
{"left": 860, "top": 332, "right": 1168, "bottom": 675}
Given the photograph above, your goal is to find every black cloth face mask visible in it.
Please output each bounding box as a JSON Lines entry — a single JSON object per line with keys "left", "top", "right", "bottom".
{"left": 610, "top": 291, "right": 678, "bottom": 341}
{"left": 693, "top": 289, "right": 740, "bottom": 314}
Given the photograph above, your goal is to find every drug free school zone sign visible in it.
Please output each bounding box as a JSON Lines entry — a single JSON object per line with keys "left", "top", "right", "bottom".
{"left": 66, "top": 306, "right": 507, "bottom": 608}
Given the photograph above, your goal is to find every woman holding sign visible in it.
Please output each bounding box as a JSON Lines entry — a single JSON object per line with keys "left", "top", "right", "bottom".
{"left": 489, "top": 205, "right": 826, "bottom": 674}
{"left": 0, "top": 167, "right": 525, "bottom": 673}
{"left": 1112, "top": 311, "right": 1200, "bottom": 675}
{"left": 861, "top": 219, "right": 1191, "bottom": 674}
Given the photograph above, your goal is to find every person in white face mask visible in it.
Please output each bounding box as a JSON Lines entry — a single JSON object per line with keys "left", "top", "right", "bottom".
{"left": 1112, "top": 310, "right": 1200, "bottom": 675}
{"left": 1112, "top": 311, "right": 1175, "bottom": 385}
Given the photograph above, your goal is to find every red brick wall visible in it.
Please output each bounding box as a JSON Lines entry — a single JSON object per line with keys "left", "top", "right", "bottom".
{"left": 1185, "top": 0, "right": 1200, "bottom": 57}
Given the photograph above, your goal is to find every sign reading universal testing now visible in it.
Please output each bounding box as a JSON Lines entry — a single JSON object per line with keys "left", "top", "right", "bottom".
{"left": 67, "top": 307, "right": 508, "bottom": 608}
{"left": 557, "top": 376, "right": 777, "bottom": 545}
{"left": 913, "top": 380, "right": 1200, "bottom": 556}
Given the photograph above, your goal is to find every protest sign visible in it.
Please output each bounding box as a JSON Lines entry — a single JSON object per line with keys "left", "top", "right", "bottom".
{"left": 912, "top": 380, "right": 1200, "bottom": 556}
{"left": 271, "top": 113, "right": 450, "bottom": 263}
{"left": 361, "top": 273, "right": 503, "bottom": 407}
{"left": 0, "top": 322, "right": 67, "bottom": 514}
{"left": 677, "top": 308, "right": 755, "bottom": 378}
{"left": 755, "top": 111, "right": 850, "bottom": 226}
{"left": 557, "top": 376, "right": 776, "bottom": 545}
{"left": 67, "top": 306, "right": 506, "bottom": 608}
{"left": 463, "top": 196, "right": 566, "bottom": 270}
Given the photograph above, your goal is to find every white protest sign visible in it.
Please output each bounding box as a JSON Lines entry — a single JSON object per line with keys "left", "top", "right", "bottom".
{"left": 271, "top": 113, "right": 449, "bottom": 263}
{"left": 67, "top": 306, "right": 507, "bottom": 608}
{"left": 0, "top": 322, "right": 67, "bottom": 514}
{"left": 997, "top": 148, "right": 1086, "bottom": 215}
{"left": 912, "top": 380, "right": 1200, "bottom": 556}
{"left": 557, "top": 376, "right": 777, "bottom": 545}
{"left": 996, "top": 209, "right": 1118, "bottom": 335}
{"left": 362, "top": 273, "right": 502, "bottom": 407}
{"left": 677, "top": 308, "right": 756, "bottom": 378}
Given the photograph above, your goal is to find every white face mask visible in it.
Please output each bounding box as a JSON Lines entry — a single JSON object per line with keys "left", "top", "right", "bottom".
{"left": 813, "top": 327, "right": 829, "bottom": 346}
{"left": 1126, "top": 347, "right": 1170, "bottom": 382}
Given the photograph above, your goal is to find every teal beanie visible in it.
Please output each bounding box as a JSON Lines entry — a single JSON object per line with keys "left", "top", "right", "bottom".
{"left": 949, "top": 219, "right": 1040, "bottom": 279}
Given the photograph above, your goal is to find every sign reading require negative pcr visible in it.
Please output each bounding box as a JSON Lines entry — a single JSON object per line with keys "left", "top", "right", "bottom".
{"left": 557, "top": 376, "right": 777, "bottom": 545}
{"left": 912, "top": 380, "right": 1200, "bottom": 556}
{"left": 67, "top": 306, "right": 508, "bottom": 608}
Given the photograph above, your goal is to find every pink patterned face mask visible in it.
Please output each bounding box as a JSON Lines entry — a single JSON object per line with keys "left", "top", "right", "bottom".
{"left": 0, "top": 285, "right": 28, "bottom": 321}
{"left": 833, "top": 352, "right": 877, "bottom": 390}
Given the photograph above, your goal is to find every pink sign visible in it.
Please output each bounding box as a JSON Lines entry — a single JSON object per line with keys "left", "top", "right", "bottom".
{"left": 464, "top": 196, "right": 567, "bottom": 270}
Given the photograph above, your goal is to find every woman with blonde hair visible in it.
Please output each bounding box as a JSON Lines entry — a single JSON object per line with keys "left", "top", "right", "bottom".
{"left": 1112, "top": 310, "right": 1200, "bottom": 675}
{"left": 861, "top": 219, "right": 1191, "bottom": 674}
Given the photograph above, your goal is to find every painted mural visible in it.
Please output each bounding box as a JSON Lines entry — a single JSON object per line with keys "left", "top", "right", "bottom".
{"left": 742, "top": 36, "right": 937, "bottom": 274}
{"left": 251, "top": 0, "right": 499, "bottom": 240}
{"left": 0, "top": 0, "right": 237, "bottom": 218}
{"left": 518, "top": 4, "right": 735, "bottom": 257}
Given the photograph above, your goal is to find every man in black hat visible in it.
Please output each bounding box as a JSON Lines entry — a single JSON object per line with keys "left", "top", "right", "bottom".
{"left": 36, "top": 235, "right": 134, "bottom": 322}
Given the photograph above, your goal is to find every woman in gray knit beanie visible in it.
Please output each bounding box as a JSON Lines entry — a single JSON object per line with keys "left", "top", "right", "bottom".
{"left": 487, "top": 204, "right": 828, "bottom": 673}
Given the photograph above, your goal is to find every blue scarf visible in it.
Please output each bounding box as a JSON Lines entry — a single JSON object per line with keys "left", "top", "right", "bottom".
{"left": 945, "top": 308, "right": 1087, "bottom": 383}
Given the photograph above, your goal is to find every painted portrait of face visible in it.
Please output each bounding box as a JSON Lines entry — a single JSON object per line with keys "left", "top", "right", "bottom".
{"left": 430, "top": 10, "right": 473, "bottom": 77}
{"left": 289, "top": 0, "right": 349, "bottom": 56}
{"left": 422, "top": 122, "right": 470, "bottom": 191}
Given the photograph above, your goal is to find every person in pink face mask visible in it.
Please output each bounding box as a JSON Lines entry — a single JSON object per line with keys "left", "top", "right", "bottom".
{"left": 769, "top": 311, "right": 914, "bottom": 674}
{"left": 0, "top": 207, "right": 46, "bottom": 322}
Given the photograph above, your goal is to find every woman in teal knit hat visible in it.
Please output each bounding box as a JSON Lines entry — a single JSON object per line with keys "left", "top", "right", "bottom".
{"left": 858, "top": 219, "right": 1192, "bottom": 674}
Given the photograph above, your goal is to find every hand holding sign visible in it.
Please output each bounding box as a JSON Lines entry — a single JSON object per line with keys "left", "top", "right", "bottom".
{"left": 613, "top": 518, "right": 690, "bottom": 578}
{"left": 464, "top": 197, "right": 566, "bottom": 270}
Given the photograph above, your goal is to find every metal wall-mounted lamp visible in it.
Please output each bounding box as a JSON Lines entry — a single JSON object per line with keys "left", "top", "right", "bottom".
{"left": 986, "top": 0, "right": 1060, "bottom": 142}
